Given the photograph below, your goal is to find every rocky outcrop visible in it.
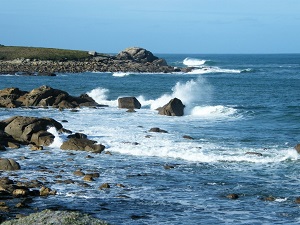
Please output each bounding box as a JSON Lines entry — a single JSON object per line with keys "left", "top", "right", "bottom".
{"left": 0, "top": 158, "right": 20, "bottom": 170}
{"left": 118, "top": 97, "right": 141, "bottom": 109}
{"left": 1, "top": 209, "right": 109, "bottom": 225}
{"left": 157, "top": 98, "right": 185, "bottom": 116}
{"left": 0, "top": 47, "right": 178, "bottom": 74}
{"left": 0, "top": 85, "right": 101, "bottom": 109}
{"left": 2, "top": 116, "right": 62, "bottom": 146}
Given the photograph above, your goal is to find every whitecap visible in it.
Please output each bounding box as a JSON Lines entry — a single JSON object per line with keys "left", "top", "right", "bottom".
{"left": 183, "top": 58, "right": 207, "bottom": 67}
{"left": 112, "top": 72, "right": 131, "bottom": 77}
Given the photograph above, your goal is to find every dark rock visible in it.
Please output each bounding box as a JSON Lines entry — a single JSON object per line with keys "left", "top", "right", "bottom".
{"left": 99, "top": 183, "right": 110, "bottom": 190}
{"left": 245, "top": 152, "right": 263, "bottom": 156}
{"left": 0, "top": 158, "right": 20, "bottom": 170}
{"left": 67, "top": 133, "right": 87, "bottom": 139}
{"left": 158, "top": 98, "right": 185, "bottom": 116}
{"left": 226, "top": 193, "right": 239, "bottom": 199}
{"left": 118, "top": 97, "right": 141, "bottom": 109}
{"left": 295, "top": 144, "right": 300, "bottom": 153}
{"left": 183, "top": 135, "right": 194, "bottom": 140}
{"left": 149, "top": 127, "right": 168, "bottom": 133}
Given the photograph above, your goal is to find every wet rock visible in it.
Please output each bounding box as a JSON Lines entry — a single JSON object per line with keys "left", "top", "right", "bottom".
{"left": 1, "top": 209, "right": 110, "bottom": 225}
{"left": 0, "top": 158, "right": 21, "bottom": 170}
{"left": 295, "top": 197, "right": 300, "bottom": 204}
{"left": 67, "top": 132, "right": 87, "bottom": 139}
{"left": 7, "top": 142, "right": 20, "bottom": 149}
{"left": 2, "top": 116, "right": 62, "bottom": 146}
{"left": 158, "top": 98, "right": 185, "bottom": 116}
{"left": 39, "top": 186, "right": 56, "bottom": 196}
{"left": 226, "top": 193, "right": 239, "bottom": 199}
{"left": 60, "top": 138, "right": 105, "bottom": 153}
{"left": 29, "top": 144, "right": 43, "bottom": 151}
{"left": 295, "top": 144, "right": 300, "bottom": 153}
{"left": 245, "top": 152, "right": 263, "bottom": 157}
{"left": 12, "top": 188, "right": 30, "bottom": 197}
{"left": 118, "top": 97, "right": 141, "bottom": 109}
{"left": 183, "top": 135, "right": 194, "bottom": 140}
{"left": 83, "top": 175, "right": 94, "bottom": 182}
{"left": 99, "top": 183, "right": 110, "bottom": 190}
{"left": 73, "top": 170, "right": 85, "bottom": 176}
{"left": 149, "top": 127, "right": 168, "bottom": 133}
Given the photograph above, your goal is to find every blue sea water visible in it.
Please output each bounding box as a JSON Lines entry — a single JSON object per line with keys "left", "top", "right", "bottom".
{"left": 0, "top": 54, "right": 300, "bottom": 224}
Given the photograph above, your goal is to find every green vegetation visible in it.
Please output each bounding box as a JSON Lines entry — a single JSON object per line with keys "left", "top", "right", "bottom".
{"left": 0, "top": 45, "right": 92, "bottom": 61}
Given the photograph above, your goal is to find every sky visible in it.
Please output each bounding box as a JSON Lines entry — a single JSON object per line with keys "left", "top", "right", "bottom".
{"left": 1, "top": 0, "right": 300, "bottom": 54}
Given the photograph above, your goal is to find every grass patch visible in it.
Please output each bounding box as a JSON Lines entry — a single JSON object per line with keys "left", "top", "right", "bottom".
{"left": 0, "top": 45, "right": 92, "bottom": 61}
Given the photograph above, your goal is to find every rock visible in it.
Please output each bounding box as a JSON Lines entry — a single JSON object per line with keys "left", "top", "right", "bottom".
{"left": 60, "top": 138, "right": 105, "bottom": 153}
{"left": 73, "top": 170, "right": 85, "bottom": 176}
{"left": 1, "top": 209, "right": 109, "bottom": 225}
{"left": 12, "top": 188, "right": 30, "bottom": 197}
{"left": 29, "top": 144, "right": 43, "bottom": 151}
{"left": 39, "top": 186, "right": 56, "bottom": 196}
{"left": 183, "top": 135, "right": 194, "bottom": 140}
{"left": 116, "top": 47, "right": 159, "bottom": 63}
{"left": 295, "top": 144, "right": 300, "bottom": 153}
{"left": 7, "top": 142, "right": 20, "bottom": 149}
{"left": 0, "top": 158, "right": 20, "bottom": 170}
{"left": 295, "top": 197, "right": 300, "bottom": 204}
{"left": 67, "top": 132, "right": 87, "bottom": 139}
{"left": 245, "top": 152, "right": 263, "bottom": 157}
{"left": 3, "top": 116, "right": 62, "bottom": 146}
{"left": 149, "top": 127, "right": 168, "bottom": 133}
{"left": 226, "top": 193, "right": 239, "bottom": 199}
{"left": 83, "top": 174, "right": 95, "bottom": 182}
{"left": 99, "top": 183, "right": 110, "bottom": 190}
{"left": 158, "top": 98, "right": 185, "bottom": 116}
{"left": 118, "top": 97, "right": 141, "bottom": 109}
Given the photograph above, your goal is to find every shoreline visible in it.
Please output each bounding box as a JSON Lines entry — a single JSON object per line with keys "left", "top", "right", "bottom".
{"left": 0, "top": 46, "right": 192, "bottom": 75}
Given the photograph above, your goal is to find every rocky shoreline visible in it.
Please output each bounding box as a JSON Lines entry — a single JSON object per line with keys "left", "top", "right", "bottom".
{"left": 0, "top": 47, "right": 191, "bottom": 75}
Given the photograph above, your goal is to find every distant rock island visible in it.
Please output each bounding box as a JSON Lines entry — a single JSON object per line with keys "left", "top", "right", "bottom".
{"left": 0, "top": 45, "right": 190, "bottom": 75}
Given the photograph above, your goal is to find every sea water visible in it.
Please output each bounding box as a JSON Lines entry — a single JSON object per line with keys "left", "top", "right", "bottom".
{"left": 0, "top": 54, "right": 300, "bottom": 224}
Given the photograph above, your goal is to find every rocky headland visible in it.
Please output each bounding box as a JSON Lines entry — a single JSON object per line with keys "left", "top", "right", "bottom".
{"left": 0, "top": 46, "right": 191, "bottom": 75}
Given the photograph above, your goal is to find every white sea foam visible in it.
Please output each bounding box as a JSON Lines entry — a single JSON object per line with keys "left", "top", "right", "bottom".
{"left": 48, "top": 127, "right": 64, "bottom": 148}
{"left": 140, "top": 78, "right": 212, "bottom": 113}
{"left": 190, "top": 105, "right": 238, "bottom": 119}
{"left": 188, "top": 67, "right": 242, "bottom": 74}
{"left": 112, "top": 72, "right": 131, "bottom": 77}
{"left": 87, "top": 87, "right": 118, "bottom": 107}
{"left": 183, "top": 58, "right": 207, "bottom": 67}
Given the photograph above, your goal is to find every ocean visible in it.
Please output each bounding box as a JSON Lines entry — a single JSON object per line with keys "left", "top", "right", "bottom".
{"left": 1, "top": 54, "right": 300, "bottom": 224}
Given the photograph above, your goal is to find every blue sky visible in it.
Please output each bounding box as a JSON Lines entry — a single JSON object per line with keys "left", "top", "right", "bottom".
{"left": 1, "top": 0, "right": 300, "bottom": 53}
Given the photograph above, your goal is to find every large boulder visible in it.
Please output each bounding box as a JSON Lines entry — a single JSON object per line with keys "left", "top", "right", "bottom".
{"left": 60, "top": 138, "right": 105, "bottom": 153}
{"left": 158, "top": 98, "right": 185, "bottom": 116}
{"left": 0, "top": 158, "right": 20, "bottom": 170}
{"left": 2, "top": 116, "right": 62, "bottom": 146}
{"left": 118, "top": 97, "right": 141, "bottom": 109}
{"left": 116, "top": 47, "right": 159, "bottom": 63}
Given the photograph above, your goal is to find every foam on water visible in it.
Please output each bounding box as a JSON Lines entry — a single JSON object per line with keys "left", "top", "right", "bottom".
{"left": 48, "top": 127, "right": 64, "bottom": 148}
{"left": 190, "top": 105, "right": 238, "bottom": 119}
{"left": 183, "top": 57, "right": 207, "bottom": 67}
{"left": 87, "top": 87, "right": 118, "bottom": 107}
{"left": 188, "top": 67, "right": 243, "bottom": 74}
{"left": 112, "top": 72, "right": 131, "bottom": 77}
